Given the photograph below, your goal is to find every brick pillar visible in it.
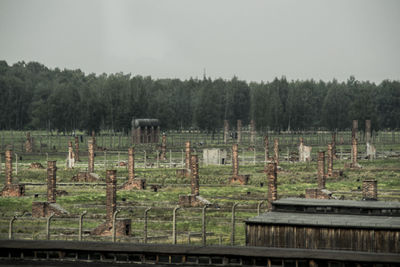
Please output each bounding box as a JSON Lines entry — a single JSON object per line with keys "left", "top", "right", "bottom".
{"left": 352, "top": 137, "right": 358, "bottom": 166}
{"left": 5, "top": 150, "right": 12, "bottom": 185}
{"left": 91, "top": 131, "right": 96, "bottom": 149}
{"left": 232, "top": 144, "right": 239, "bottom": 176}
{"left": 88, "top": 139, "right": 94, "bottom": 173}
{"left": 299, "top": 137, "right": 304, "bottom": 162}
{"left": 267, "top": 163, "right": 277, "bottom": 210}
{"left": 264, "top": 136, "right": 269, "bottom": 162}
{"left": 317, "top": 151, "right": 326, "bottom": 190}
{"left": 274, "top": 138, "right": 279, "bottom": 165}
{"left": 74, "top": 136, "right": 80, "bottom": 162}
{"left": 106, "top": 170, "right": 117, "bottom": 224}
{"left": 190, "top": 155, "right": 199, "bottom": 196}
{"left": 25, "top": 132, "right": 32, "bottom": 153}
{"left": 250, "top": 120, "right": 255, "bottom": 145}
{"left": 237, "top": 120, "right": 242, "bottom": 144}
{"left": 362, "top": 179, "right": 377, "bottom": 201}
{"left": 47, "top": 161, "right": 57, "bottom": 203}
{"left": 128, "top": 147, "right": 134, "bottom": 182}
{"left": 161, "top": 134, "right": 167, "bottom": 160}
{"left": 68, "top": 141, "right": 74, "bottom": 168}
{"left": 352, "top": 120, "right": 358, "bottom": 139}
{"left": 327, "top": 144, "right": 333, "bottom": 177}
{"left": 365, "top": 119, "right": 371, "bottom": 144}
{"left": 224, "top": 120, "right": 229, "bottom": 144}
{"left": 185, "top": 141, "right": 191, "bottom": 170}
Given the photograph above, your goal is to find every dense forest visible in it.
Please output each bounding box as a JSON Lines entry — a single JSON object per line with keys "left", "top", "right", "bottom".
{"left": 0, "top": 60, "right": 399, "bottom": 133}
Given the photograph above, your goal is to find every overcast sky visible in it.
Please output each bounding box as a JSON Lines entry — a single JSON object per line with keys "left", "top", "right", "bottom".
{"left": 0, "top": 0, "right": 399, "bottom": 83}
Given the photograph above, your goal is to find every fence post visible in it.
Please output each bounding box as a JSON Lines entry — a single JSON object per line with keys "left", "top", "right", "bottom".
{"left": 46, "top": 213, "right": 55, "bottom": 240}
{"left": 202, "top": 205, "right": 208, "bottom": 246}
{"left": 112, "top": 209, "right": 121, "bottom": 242}
{"left": 231, "top": 203, "right": 239, "bottom": 246}
{"left": 144, "top": 208, "right": 151, "bottom": 243}
{"left": 172, "top": 206, "right": 180, "bottom": 244}
{"left": 253, "top": 148, "right": 256, "bottom": 165}
{"left": 257, "top": 201, "right": 264, "bottom": 216}
{"left": 8, "top": 216, "right": 17, "bottom": 240}
{"left": 79, "top": 211, "right": 87, "bottom": 241}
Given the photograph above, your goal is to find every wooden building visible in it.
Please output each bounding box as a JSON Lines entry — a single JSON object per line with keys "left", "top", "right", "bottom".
{"left": 131, "top": 119, "right": 160, "bottom": 144}
{"left": 245, "top": 198, "right": 400, "bottom": 253}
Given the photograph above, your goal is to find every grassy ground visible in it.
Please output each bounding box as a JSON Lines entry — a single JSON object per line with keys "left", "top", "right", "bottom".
{"left": 0, "top": 148, "right": 399, "bottom": 245}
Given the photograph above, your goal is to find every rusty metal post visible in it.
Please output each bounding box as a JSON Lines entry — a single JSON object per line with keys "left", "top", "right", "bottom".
{"left": 5, "top": 150, "right": 12, "bottom": 185}
{"left": 88, "top": 139, "right": 94, "bottom": 173}
{"left": 250, "top": 120, "right": 255, "bottom": 146}
{"left": 144, "top": 208, "right": 151, "bottom": 243}
{"left": 47, "top": 161, "right": 57, "bottom": 203}
{"left": 365, "top": 119, "right": 371, "bottom": 144}
{"left": 274, "top": 138, "right": 279, "bottom": 165}
{"left": 232, "top": 144, "right": 239, "bottom": 177}
{"left": 74, "top": 136, "right": 80, "bottom": 162}
{"left": 231, "top": 203, "right": 239, "bottom": 246}
{"left": 257, "top": 200, "right": 264, "bottom": 216}
{"left": 112, "top": 209, "right": 120, "bottom": 242}
{"left": 317, "top": 151, "right": 326, "bottom": 190}
{"left": 128, "top": 147, "right": 135, "bottom": 182}
{"left": 79, "top": 211, "right": 87, "bottom": 241}
{"left": 237, "top": 120, "right": 242, "bottom": 144}
{"left": 224, "top": 120, "right": 229, "bottom": 144}
{"left": 267, "top": 163, "right": 277, "bottom": 210}
{"left": 264, "top": 136, "right": 269, "bottom": 164}
{"left": 46, "top": 213, "right": 55, "bottom": 240}
{"left": 106, "top": 170, "right": 117, "bottom": 224}
{"left": 327, "top": 144, "right": 333, "bottom": 177}
{"left": 172, "top": 206, "right": 180, "bottom": 244}
{"left": 185, "top": 141, "right": 191, "bottom": 171}
{"left": 202, "top": 205, "right": 208, "bottom": 246}
{"left": 8, "top": 216, "right": 16, "bottom": 240}
{"left": 191, "top": 155, "right": 199, "bottom": 196}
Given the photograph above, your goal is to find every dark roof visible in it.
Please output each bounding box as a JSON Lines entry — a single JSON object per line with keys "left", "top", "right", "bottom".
{"left": 245, "top": 212, "right": 400, "bottom": 230}
{"left": 132, "top": 119, "right": 160, "bottom": 128}
{"left": 273, "top": 198, "right": 400, "bottom": 209}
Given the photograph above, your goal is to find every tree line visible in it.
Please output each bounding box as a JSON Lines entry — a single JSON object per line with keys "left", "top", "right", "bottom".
{"left": 0, "top": 60, "right": 399, "bottom": 133}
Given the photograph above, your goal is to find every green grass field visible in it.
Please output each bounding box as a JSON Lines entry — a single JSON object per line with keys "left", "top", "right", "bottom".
{"left": 0, "top": 131, "right": 399, "bottom": 246}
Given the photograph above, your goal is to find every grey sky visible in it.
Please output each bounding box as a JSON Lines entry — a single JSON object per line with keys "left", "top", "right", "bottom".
{"left": 0, "top": 0, "right": 399, "bottom": 83}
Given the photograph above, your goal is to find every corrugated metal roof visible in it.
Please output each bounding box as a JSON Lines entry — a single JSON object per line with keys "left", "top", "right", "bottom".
{"left": 245, "top": 212, "right": 400, "bottom": 229}
{"left": 273, "top": 198, "right": 400, "bottom": 209}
